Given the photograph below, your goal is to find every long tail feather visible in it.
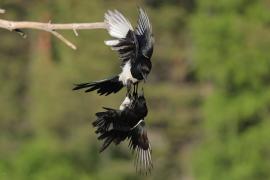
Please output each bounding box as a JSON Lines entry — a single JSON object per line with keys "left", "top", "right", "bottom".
{"left": 99, "top": 134, "right": 114, "bottom": 153}
{"left": 73, "top": 76, "right": 123, "bottom": 96}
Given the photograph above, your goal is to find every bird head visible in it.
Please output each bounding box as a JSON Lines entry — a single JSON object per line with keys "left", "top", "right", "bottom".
{"left": 140, "top": 62, "right": 152, "bottom": 82}
{"left": 142, "top": 43, "right": 154, "bottom": 60}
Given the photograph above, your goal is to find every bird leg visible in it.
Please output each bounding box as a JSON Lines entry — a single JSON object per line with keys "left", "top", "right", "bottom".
{"left": 133, "top": 84, "right": 136, "bottom": 93}
{"left": 133, "top": 82, "right": 139, "bottom": 96}
{"left": 135, "top": 82, "right": 139, "bottom": 95}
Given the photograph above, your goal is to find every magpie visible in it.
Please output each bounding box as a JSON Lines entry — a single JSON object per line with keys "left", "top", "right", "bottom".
{"left": 92, "top": 91, "right": 153, "bottom": 174}
{"left": 73, "top": 8, "right": 154, "bottom": 96}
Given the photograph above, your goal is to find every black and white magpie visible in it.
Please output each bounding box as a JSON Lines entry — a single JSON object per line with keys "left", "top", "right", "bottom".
{"left": 73, "top": 8, "right": 154, "bottom": 96}
{"left": 93, "top": 92, "right": 153, "bottom": 174}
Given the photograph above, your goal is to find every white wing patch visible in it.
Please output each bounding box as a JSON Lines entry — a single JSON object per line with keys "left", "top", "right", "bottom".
{"left": 105, "top": 10, "right": 133, "bottom": 39}
{"left": 135, "top": 8, "right": 152, "bottom": 36}
{"left": 104, "top": 40, "right": 120, "bottom": 46}
{"left": 135, "top": 145, "right": 153, "bottom": 174}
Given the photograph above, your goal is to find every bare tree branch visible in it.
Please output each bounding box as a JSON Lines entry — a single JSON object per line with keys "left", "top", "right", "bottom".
{"left": 50, "top": 30, "right": 77, "bottom": 50}
{"left": 0, "top": 18, "right": 107, "bottom": 50}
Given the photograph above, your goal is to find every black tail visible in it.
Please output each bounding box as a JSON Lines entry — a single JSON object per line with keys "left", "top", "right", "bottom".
{"left": 93, "top": 107, "right": 134, "bottom": 134}
{"left": 93, "top": 110, "right": 115, "bottom": 152}
{"left": 97, "top": 130, "right": 128, "bottom": 153}
{"left": 73, "top": 76, "right": 123, "bottom": 96}
{"left": 98, "top": 131, "right": 115, "bottom": 152}
{"left": 93, "top": 109, "right": 116, "bottom": 134}
{"left": 93, "top": 109, "right": 130, "bottom": 152}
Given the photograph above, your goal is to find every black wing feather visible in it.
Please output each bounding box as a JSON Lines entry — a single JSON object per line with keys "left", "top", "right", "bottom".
{"left": 104, "top": 10, "right": 139, "bottom": 66}
{"left": 128, "top": 121, "right": 153, "bottom": 174}
{"left": 135, "top": 8, "right": 154, "bottom": 59}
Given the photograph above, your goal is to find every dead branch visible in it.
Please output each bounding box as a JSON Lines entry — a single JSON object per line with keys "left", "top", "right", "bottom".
{"left": 0, "top": 9, "right": 107, "bottom": 49}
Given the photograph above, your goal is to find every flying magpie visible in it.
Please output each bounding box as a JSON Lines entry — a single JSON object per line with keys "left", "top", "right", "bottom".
{"left": 93, "top": 91, "right": 153, "bottom": 174}
{"left": 73, "top": 8, "right": 154, "bottom": 96}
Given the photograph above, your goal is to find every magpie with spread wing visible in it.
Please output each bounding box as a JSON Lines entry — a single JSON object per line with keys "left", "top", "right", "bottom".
{"left": 73, "top": 8, "right": 154, "bottom": 96}
{"left": 93, "top": 91, "right": 153, "bottom": 174}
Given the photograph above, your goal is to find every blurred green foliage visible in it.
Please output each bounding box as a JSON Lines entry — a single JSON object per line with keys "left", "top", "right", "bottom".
{"left": 0, "top": 0, "right": 269, "bottom": 180}
{"left": 191, "top": 0, "right": 270, "bottom": 180}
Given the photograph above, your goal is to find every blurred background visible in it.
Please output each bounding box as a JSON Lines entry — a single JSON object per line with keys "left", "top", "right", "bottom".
{"left": 1, "top": 0, "right": 270, "bottom": 179}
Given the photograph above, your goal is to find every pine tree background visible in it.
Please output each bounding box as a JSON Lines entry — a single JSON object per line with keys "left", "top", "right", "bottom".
{"left": 0, "top": 0, "right": 269, "bottom": 179}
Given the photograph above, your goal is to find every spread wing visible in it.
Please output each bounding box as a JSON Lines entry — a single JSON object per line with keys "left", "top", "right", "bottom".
{"left": 128, "top": 121, "right": 153, "bottom": 175}
{"left": 135, "top": 8, "right": 154, "bottom": 59}
{"left": 104, "top": 10, "right": 138, "bottom": 66}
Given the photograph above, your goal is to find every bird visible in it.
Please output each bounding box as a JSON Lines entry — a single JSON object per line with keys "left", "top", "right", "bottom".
{"left": 73, "top": 8, "right": 154, "bottom": 96}
{"left": 92, "top": 91, "right": 153, "bottom": 174}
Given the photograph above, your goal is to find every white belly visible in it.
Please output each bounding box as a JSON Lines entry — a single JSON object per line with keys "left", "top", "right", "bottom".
{"left": 119, "top": 96, "right": 132, "bottom": 110}
{"left": 119, "top": 61, "right": 138, "bottom": 85}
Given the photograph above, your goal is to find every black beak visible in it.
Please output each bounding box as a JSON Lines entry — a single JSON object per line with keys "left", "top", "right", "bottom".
{"left": 142, "top": 73, "right": 147, "bottom": 82}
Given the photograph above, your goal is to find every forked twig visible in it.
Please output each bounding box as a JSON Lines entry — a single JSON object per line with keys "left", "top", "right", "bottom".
{"left": 0, "top": 9, "right": 107, "bottom": 49}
